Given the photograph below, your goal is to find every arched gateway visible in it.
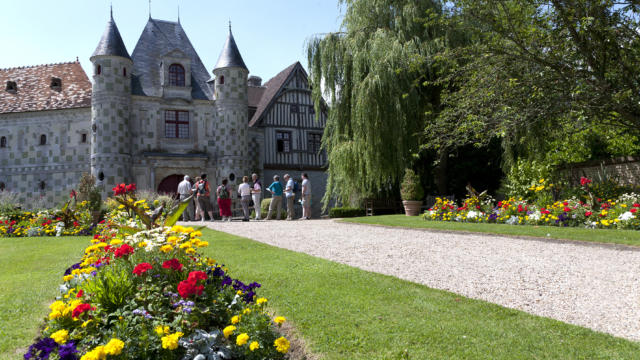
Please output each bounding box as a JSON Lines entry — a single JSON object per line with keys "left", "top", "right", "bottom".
{"left": 157, "top": 174, "right": 184, "bottom": 197}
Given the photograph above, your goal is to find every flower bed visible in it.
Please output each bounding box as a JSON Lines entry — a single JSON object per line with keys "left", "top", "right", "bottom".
{"left": 24, "top": 185, "right": 290, "bottom": 360}
{"left": 425, "top": 190, "right": 640, "bottom": 230}
{"left": 0, "top": 202, "right": 95, "bottom": 237}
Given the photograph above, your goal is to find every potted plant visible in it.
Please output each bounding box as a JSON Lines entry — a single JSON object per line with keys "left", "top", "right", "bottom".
{"left": 400, "top": 168, "right": 424, "bottom": 216}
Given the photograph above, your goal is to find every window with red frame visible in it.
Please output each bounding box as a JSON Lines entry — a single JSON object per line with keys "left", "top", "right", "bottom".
{"left": 165, "top": 110, "right": 189, "bottom": 138}
{"left": 168, "top": 64, "right": 185, "bottom": 86}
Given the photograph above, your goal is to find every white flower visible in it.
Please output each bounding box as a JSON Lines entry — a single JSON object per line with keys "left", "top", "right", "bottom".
{"left": 618, "top": 211, "right": 634, "bottom": 221}
{"left": 528, "top": 211, "right": 541, "bottom": 221}
{"left": 467, "top": 211, "right": 478, "bottom": 219}
{"left": 506, "top": 216, "right": 519, "bottom": 225}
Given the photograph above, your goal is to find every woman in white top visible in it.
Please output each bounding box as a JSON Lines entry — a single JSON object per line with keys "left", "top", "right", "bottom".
{"left": 237, "top": 176, "right": 252, "bottom": 221}
{"left": 251, "top": 173, "right": 262, "bottom": 220}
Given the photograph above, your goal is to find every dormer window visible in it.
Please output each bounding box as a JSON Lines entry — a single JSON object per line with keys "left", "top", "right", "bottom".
{"left": 50, "top": 77, "right": 62, "bottom": 90}
{"left": 169, "top": 64, "right": 185, "bottom": 86}
{"left": 5, "top": 81, "right": 17, "bottom": 93}
{"left": 218, "top": 75, "right": 225, "bottom": 85}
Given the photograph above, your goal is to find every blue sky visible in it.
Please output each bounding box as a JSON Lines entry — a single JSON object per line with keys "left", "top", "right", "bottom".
{"left": 0, "top": 1, "right": 344, "bottom": 81}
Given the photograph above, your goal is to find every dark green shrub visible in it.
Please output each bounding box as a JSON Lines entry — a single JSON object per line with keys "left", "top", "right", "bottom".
{"left": 253, "top": 198, "right": 287, "bottom": 219}
{"left": 329, "top": 207, "right": 366, "bottom": 218}
{"left": 400, "top": 169, "right": 424, "bottom": 201}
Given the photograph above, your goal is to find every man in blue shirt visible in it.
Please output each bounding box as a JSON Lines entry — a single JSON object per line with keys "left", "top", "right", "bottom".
{"left": 266, "top": 175, "right": 283, "bottom": 220}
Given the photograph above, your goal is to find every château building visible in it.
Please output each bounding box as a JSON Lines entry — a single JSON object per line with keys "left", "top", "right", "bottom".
{"left": 0, "top": 12, "right": 328, "bottom": 217}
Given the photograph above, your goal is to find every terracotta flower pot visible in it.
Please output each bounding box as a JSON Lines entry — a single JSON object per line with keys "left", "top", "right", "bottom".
{"left": 402, "top": 200, "right": 422, "bottom": 216}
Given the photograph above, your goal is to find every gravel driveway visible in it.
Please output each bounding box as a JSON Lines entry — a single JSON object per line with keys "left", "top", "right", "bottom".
{"left": 199, "top": 219, "right": 640, "bottom": 341}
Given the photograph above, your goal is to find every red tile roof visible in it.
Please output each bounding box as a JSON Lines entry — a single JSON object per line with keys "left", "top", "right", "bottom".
{"left": 0, "top": 61, "right": 92, "bottom": 114}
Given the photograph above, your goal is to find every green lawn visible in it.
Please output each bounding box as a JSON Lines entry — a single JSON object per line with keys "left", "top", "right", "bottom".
{"left": 3, "top": 231, "right": 640, "bottom": 359}
{"left": 342, "top": 214, "right": 640, "bottom": 247}
{"left": 0, "top": 236, "right": 89, "bottom": 360}
{"left": 202, "top": 229, "right": 640, "bottom": 359}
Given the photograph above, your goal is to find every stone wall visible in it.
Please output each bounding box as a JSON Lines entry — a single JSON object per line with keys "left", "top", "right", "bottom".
{"left": 262, "top": 168, "right": 328, "bottom": 218}
{"left": 564, "top": 156, "right": 640, "bottom": 185}
{"left": 0, "top": 107, "right": 91, "bottom": 206}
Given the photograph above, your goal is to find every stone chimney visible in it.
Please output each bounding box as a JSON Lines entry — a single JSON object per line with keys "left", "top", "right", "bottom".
{"left": 248, "top": 75, "right": 262, "bottom": 87}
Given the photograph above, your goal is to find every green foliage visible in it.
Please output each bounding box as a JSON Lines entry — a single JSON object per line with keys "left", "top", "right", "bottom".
{"left": 307, "top": 0, "right": 455, "bottom": 207}
{"left": 77, "top": 173, "right": 102, "bottom": 212}
{"left": 400, "top": 169, "right": 424, "bottom": 201}
{"left": 256, "top": 198, "right": 287, "bottom": 219}
{"left": 328, "top": 207, "right": 366, "bottom": 218}
{"left": 502, "top": 160, "right": 554, "bottom": 199}
{"left": 82, "top": 265, "right": 136, "bottom": 314}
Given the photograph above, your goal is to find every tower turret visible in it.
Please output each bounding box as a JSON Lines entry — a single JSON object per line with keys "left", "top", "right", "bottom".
{"left": 213, "top": 26, "right": 249, "bottom": 184}
{"left": 90, "top": 10, "right": 133, "bottom": 194}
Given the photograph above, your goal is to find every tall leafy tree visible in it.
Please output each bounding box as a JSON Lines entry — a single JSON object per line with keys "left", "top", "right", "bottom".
{"left": 430, "top": 0, "right": 640, "bottom": 165}
{"left": 308, "top": 0, "right": 460, "bottom": 205}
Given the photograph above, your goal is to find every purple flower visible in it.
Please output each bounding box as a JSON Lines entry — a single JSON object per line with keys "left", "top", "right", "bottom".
{"left": 25, "top": 338, "right": 57, "bottom": 360}
{"left": 221, "top": 276, "right": 232, "bottom": 287}
{"left": 212, "top": 267, "right": 225, "bottom": 277}
{"left": 58, "top": 342, "right": 78, "bottom": 360}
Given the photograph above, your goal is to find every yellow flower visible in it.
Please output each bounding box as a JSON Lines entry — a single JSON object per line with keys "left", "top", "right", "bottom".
{"left": 231, "top": 315, "right": 240, "bottom": 324}
{"left": 161, "top": 332, "right": 183, "bottom": 350}
{"left": 190, "top": 230, "right": 202, "bottom": 238}
{"left": 207, "top": 258, "right": 217, "bottom": 266}
{"left": 81, "top": 320, "right": 92, "bottom": 328}
{"left": 155, "top": 325, "right": 170, "bottom": 336}
{"left": 236, "top": 333, "right": 249, "bottom": 346}
{"left": 179, "top": 243, "right": 191, "bottom": 249}
{"left": 80, "top": 345, "right": 106, "bottom": 360}
{"left": 196, "top": 241, "right": 209, "bottom": 248}
{"left": 256, "top": 297, "right": 267, "bottom": 305}
{"left": 539, "top": 178, "right": 545, "bottom": 183}
{"left": 242, "top": 308, "right": 251, "bottom": 315}
{"left": 223, "top": 325, "right": 236, "bottom": 338}
{"left": 110, "top": 239, "right": 122, "bottom": 245}
{"left": 274, "top": 337, "right": 290, "bottom": 353}
{"left": 104, "top": 338, "right": 124, "bottom": 356}
{"left": 185, "top": 248, "right": 196, "bottom": 255}
{"left": 274, "top": 316, "right": 286, "bottom": 325}
{"left": 249, "top": 341, "right": 260, "bottom": 351}
{"left": 50, "top": 329, "right": 69, "bottom": 344}
{"left": 160, "top": 244, "right": 173, "bottom": 253}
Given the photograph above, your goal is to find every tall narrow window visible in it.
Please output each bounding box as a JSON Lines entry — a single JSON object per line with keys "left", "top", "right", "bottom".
{"left": 81, "top": 133, "right": 87, "bottom": 143}
{"left": 164, "top": 110, "right": 189, "bottom": 138}
{"left": 0, "top": 136, "right": 6, "bottom": 148}
{"left": 276, "top": 131, "right": 291, "bottom": 153}
{"left": 218, "top": 75, "right": 225, "bottom": 85}
{"left": 168, "top": 64, "right": 185, "bottom": 86}
{"left": 0, "top": 182, "right": 5, "bottom": 191}
{"left": 308, "top": 133, "right": 322, "bottom": 154}
{"left": 123, "top": 67, "right": 127, "bottom": 77}
{"left": 40, "top": 134, "right": 47, "bottom": 145}
{"left": 95, "top": 65, "right": 101, "bottom": 75}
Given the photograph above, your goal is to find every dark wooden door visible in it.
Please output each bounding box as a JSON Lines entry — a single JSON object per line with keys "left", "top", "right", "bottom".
{"left": 157, "top": 174, "right": 183, "bottom": 197}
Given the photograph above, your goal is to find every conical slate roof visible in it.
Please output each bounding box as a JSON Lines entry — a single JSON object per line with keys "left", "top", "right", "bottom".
{"left": 214, "top": 29, "right": 248, "bottom": 71}
{"left": 92, "top": 12, "right": 131, "bottom": 60}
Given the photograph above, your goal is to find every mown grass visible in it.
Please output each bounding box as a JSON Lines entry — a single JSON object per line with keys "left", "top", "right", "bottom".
{"left": 341, "top": 214, "right": 640, "bottom": 247}
{"left": 201, "top": 229, "right": 640, "bottom": 359}
{"left": 3, "top": 230, "right": 640, "bottom": 360}
{"left": 0, "top": 236, "right": 89, "bottom": 360}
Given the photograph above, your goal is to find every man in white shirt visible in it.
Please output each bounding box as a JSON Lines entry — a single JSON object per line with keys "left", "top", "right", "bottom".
{"left": 251, "top": 173, "right": 262, "bottom": 220}
{"left": 237, "top": 176, "right": 252, "bottom": 221}
{"left": 177, "top": 175, "right": 193, "bottom": 221}
{"left": 284, "top": 174, "right": 295, "bottom": 220}
{"left": 300, "top": 173, "right": 311, "bottom": 220}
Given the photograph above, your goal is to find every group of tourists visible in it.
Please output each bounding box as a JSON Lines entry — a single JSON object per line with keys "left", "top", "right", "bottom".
{"left": 177, "top": 172, "right": 312, "bottom": 222}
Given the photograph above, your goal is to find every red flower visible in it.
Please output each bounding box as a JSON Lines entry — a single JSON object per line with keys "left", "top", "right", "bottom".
{"left": 162, "top": 259, "right": 183, "bottom": 271}
{"left": 585, "top": 211, "right": 592, "bottom": 217}
{"left": 177, "top": 278, "right": 204, "bottom": 298}
{"left": 631, "top": 208, "right": 637, "bottom": 214}
{"left": 580, "top": 177, "right": 592, "bottom": 186}
{"left": 70, "top": 189, "right": 77, "bottom": 198}
{"left": 634, "top": 203, "right": 640, "bottom": 208}
{"left": 125, "top": 183, "right": 136, "bottom": 193}
{"left": 563, "top": 207, "right": 571, "bottom": 213}
{"left": 112, "top": 183, "right": 126, "bottom": 196}
{"left": 71, "top": 303, "right": 95, "bottom": 318}
{"left": 133, "top": 263, "right": 153, "bottom": 276}
{"left": 73, "top": 221, "right": 79, "bottom": 227}
{"left": 76, "top": 289, "right": 84, "bottom": 298}
{"left": 114, "top": 244, "right": 134, "bottom": 258}
{"left": 188, "top": 271, "right": 207, "bottom": 282}
{"left": 563, "top": 201, "right": 569, "bottom": 206}
{"left": 517, "top": 204, "right": 524, "bottom": 213}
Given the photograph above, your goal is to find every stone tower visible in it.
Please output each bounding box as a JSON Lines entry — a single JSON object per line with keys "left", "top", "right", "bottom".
{"left": 90, "top": 10, "right": 133, "bottom": 194}
{"left": 212, "top": 26, "right": 249, "bottom": 185}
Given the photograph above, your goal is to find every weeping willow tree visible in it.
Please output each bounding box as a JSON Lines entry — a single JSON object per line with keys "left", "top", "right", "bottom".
{"left": 307, "top": 0, "right": 454, "bottom": 207}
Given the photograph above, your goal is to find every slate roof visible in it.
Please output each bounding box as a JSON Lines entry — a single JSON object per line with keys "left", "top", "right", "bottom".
{"left": 0, "top": 61, "right": 92, "bottom": 114}
{"left": 248, "top": 62, "right": 300, "bottom": 127}
{"left": 131, "top": 18, "right": 213, "bottom": 100}
{"left": 214, "top": 30, "right": 248, "bottom": 71}
{"left": 92, "top": 13, "right": 131, "bottom": 60}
